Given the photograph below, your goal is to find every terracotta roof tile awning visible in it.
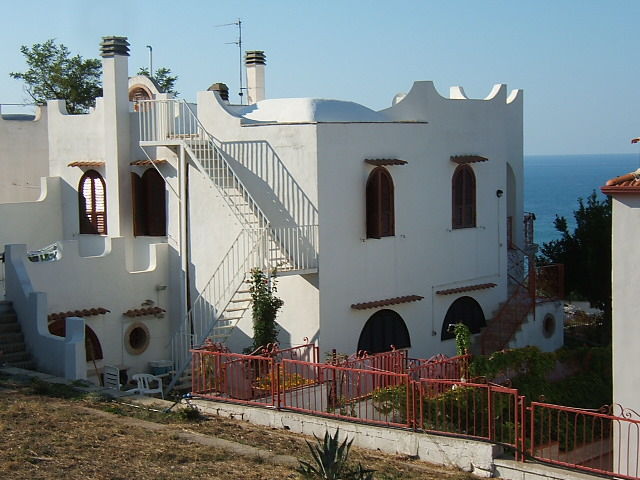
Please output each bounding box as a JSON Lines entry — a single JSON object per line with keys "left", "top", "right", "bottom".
{"left": 123, "top": 306, "right": 165, "bottom": 317}
{"left": 48, "top": 308, "right": 110, "bottom": 321}
{"left": 68, "top": 161, "right": 105, "bottom": 167}
{"left": 601, "top": 168, "right": 640, "bottom": 194}
{"left": 351, "top": 295, "right": 423, "bottom": 310}
{"left": 130, "top": 159, "right": 168, "bottom": 166}
{"left": 364, "top": 159, "right": 408, "bottom": 166}
{"left": 450, "top": 155, "right": 488, "bottom": 164}
{"left": 435, "top": 282, "right": 496, "bottom": 295}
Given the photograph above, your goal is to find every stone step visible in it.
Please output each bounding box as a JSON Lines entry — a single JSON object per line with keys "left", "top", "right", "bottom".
{"left": 0, "top": 323, "right": 20, "bottom": 334}
{"left": 0, "top": 301, "right": 13, "bottom": 314}
{"left": 5, "top": 360, "right": 36, "bottom": 370}
{"left": 0, "top": 332, "right": 25, "bottom": 345}
{"left": 0, "top": 312, "right": 18, "bottom": 324}
{"left": 0, "top": 341, "right": 26, "bottom": 353}
{"left": 1, "top": 351, "right": 30, "bottom": 363}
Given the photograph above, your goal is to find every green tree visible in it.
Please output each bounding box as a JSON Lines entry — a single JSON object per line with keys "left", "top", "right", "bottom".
{"left": 137, "top": 67, "right": 178, "bottom": 95}
{"left": 539, "top": 191, "right": 612, "bottom": 333}
{"left": 10, "top": 39, "right": 102, "bottom": 114}
{"left": 248, "top": 268, "right": 283, "bottom": 351}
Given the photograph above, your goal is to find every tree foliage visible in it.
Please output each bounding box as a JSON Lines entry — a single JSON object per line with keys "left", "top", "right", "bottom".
{"left": 249, "top": 268, "right": 283, "bottom": 351}
{"left": 539, "top": 191, "right": 612, "bottom": 313}
{"left": 137, "top": 67, "right": 178, "bottom": 95}
{"left": 10, "top": 39, "right": 102, "bottom": 114}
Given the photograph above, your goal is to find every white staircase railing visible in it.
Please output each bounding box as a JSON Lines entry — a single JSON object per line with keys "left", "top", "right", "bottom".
{"left": 138, "top": 99, "right": 319, "bottom": 392}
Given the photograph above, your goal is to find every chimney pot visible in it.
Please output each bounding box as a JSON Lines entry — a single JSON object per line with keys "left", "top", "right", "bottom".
{"left": 208, "top": 82, "right": 230, "bottom": 102}
{"left": 100, "top": 36, "right": 130, "bottom": 58}
{"left": 245, "top": 50, "right": 266, "bottom": 104}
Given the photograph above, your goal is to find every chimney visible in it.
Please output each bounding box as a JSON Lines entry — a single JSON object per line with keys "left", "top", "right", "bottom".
{"left": 100, "top": 36, "right": 130, "bottom": 238}
{"left": 208, "top": 82, "right": 229, "bottom": 102}
{"left": 245, "top": 51, "right": 266, "bottom": 104}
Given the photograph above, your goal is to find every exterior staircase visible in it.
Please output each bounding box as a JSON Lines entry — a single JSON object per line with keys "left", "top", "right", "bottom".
{"left": 477, "top": 214, "right": 537, "bottom": 355}
{"left": 139, "top": 99, "right": 319, "bottom": 393}
{"left": 0, "top": 301, "right": 35, "bottom": 369}
{"left": 477, "top": 286, "right": 534, "bottom": 354}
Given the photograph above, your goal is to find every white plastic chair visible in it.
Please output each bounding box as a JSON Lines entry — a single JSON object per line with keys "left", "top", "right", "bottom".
{"left": 130, "top": 373, "right": 164, "bottom": 399}
{"left": 103, "top": 364, "right": 122, "bottom": 391}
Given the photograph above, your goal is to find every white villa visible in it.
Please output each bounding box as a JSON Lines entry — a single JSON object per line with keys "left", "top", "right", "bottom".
{"left": 0, "top": 36, "right": 564, "bottom": 388}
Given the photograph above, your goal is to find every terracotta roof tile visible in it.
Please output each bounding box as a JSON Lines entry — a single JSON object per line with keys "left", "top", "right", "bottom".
{"left": 351, "top": 295, "right": 423, "bottom": 310}
{"left": 364, "top": 159, "right": 408, "bottom": 166}
{"left": 435, "top": 282, "right": 496, "bottom": 295}
{"left": 130, "top": 159, "right": 168, "bottom": 166}
{"left": 602, "top": 168, "right": 640, "bottom": 194}
{"left": 67, "top": 161, "right": 105, "bottom": 167}
{"left": 48, "top": 307, "right": 110, "bottom": 321}
{"left": 123, "top": 306, "right": 165, "bottom": 317}
{"left": 450, "top": 155, "right": 488, "bottom": 164}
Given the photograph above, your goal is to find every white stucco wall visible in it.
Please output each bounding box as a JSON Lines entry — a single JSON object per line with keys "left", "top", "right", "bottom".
{"left": 0, "top": 106, "right": 49, "bottom": 203}
{"left": 316, "top": 83, "right": 522, "bottom": 358}
{"left": 25, "top": 237, "right": 170, "bottom": 375}
{"left": 610, "top": 195, "right": 640, "bottom": 410}
{"left": 609, "top": 194, "right": 640, "bottom": 478}
{"left": 509, "top": 300, "right": 564, "bottom": 352}
{"left": 0, "top": 177, "right": 64, "bottom": 251}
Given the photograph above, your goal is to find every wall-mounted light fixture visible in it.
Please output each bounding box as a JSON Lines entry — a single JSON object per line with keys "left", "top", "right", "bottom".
{"left": 496, "top": 189, "right": 504, "bottom": 198}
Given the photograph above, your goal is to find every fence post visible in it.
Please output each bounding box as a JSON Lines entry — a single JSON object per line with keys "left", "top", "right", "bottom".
{"left": 275, "top": 359, "right": 281, "bottom": 409}
{"left": 487, "top": 385, "right": 494, "bottom": 441}
{"left": 516, "top": 395, "right": 526, "bottom": 462}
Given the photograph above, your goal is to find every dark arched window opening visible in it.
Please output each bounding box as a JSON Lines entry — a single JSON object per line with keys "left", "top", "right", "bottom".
{"left": 79, "top": 170, "right": 107, "bottom": 234}
{"left": 452, "top": 165, "right": 476, "bottom": 229}
{"left": 132, "top": 169, "right": 167, "bottom": 236}
{"left": 358, "top": 309, "right": 410, "bottom": 354}
{"left": 366, "top": 167, "right": 394, "bottom": 238}
{"left": 48, "top": 320, "right": 104, "bottom": 362}
{"left": 441, "top": 296, "right": 486, "bottom": 341}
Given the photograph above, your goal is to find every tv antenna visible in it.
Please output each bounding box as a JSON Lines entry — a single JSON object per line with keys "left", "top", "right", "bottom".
{"left": 216, "top": 19, "right": 244, "bottom": 104}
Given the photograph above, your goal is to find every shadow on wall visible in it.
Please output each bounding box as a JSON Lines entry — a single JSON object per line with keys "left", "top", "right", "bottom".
{"left": 221, "top": 140, "right": 318, "bottom": 228}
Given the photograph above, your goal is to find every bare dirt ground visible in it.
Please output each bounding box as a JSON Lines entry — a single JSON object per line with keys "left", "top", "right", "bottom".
{"left": 0, "top": 375, "right": 477, "bottom": 480}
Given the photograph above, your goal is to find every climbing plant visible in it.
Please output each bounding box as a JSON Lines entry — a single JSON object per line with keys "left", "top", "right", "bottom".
{"left": 453, "top": 323, "right": 472, "bottom": 356}
{"left": 249, "top": 268, "right": 283, "bottom": 351}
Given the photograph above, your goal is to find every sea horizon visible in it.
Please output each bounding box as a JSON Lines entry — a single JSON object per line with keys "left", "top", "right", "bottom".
{"left": 524, "top": 152, "right": 640, "bottom": 246}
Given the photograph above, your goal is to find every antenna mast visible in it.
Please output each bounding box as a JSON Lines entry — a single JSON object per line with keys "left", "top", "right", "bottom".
{"left": 216, "top": 19, "right": 245, "bottom": 104}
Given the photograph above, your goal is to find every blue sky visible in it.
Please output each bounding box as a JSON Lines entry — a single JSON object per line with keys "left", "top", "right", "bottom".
{"left": 1, "top": 0, "right": 638, "bottom": 155}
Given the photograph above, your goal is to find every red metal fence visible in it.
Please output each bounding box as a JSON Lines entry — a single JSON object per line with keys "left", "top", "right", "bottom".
{"left": 190, "top": 346, "right": 640, "bottom": 479}
{"left": 529, "top": 402, "right": 640, "bottom": 479}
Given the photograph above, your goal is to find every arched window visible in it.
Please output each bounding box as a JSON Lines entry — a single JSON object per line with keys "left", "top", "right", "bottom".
{"left": 131, "top": 169, "right": 167, "bottom": 236}
{"left": 452, "top": 165, "right": 476, "bottom": 229}
{"left": 79, "top": 170, "right": 107, "bottom": 234}
{"left": 358, "top": 309, "right": 410, "bottom": 354}
{"left": 440, "top": 296, "right": 486, "bottom": 341}
{"left": 366, "top": 167, "right": 394, "bottom": 238}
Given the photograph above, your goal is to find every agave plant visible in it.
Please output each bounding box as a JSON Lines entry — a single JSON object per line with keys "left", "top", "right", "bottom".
{"left": 297, "top": 429, "right": 375, "bottom": 480}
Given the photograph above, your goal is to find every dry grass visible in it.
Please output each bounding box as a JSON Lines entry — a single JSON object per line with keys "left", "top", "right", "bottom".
{"left": 0, "top": 376, "right": 477, "bottom": 479}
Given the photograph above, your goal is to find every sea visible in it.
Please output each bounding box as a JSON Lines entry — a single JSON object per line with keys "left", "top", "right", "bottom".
{"left": 525, "top": 153, "right": 640, "bottom": 246}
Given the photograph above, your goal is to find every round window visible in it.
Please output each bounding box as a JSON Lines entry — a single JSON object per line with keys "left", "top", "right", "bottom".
{"left": 125, "top": 322, "right": 150, "bottom": 355}
{"left": 542, "top": 314, "right": 556, "bottom": 339}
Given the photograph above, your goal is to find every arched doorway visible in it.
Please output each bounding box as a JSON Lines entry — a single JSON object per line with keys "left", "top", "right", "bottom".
{"left": 441, "top": 296, "right": 486, "bottom": 341}
{"left": 48, "top": 320, "right": 104, "bottom": 361}
{"left": 357, "top": 309, "right": 410, "bottom": 354}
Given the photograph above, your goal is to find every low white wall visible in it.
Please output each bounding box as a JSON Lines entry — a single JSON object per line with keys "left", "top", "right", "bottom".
{"left": 0, "top": 177, "right": 64, "bottom": 251}
{"left": 192, "top": 398, "right": 501, "bottom": 477}
{"left": 509, "top": 300, "right": 564, "bottom": 353}
{"left": 4, "top": 244, "right": 85, "bottom": 379}
{"left": 24, "top": 237, "right": 171, "bottom": 375}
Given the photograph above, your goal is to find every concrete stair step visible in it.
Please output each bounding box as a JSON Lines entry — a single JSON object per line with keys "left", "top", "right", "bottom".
{"left": 0, "top": 313, "right": 18, "bottom": 324}
{"left": 0, "top": 341, "right": 26, "bottom": 353}
{"left": 0, "top": 332, "right": 25, "bottom": 344}
{"left": 5, "top": 360, "right": 35, "bottom": 370}
{"left": 0, "top": 301, "right": 14, "bottom": 314}
{"left": 1, "top": 351, "right": 30, "bottom": 363}
{"left": 0, "top": 323, "right": 20, "bottom": 334}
